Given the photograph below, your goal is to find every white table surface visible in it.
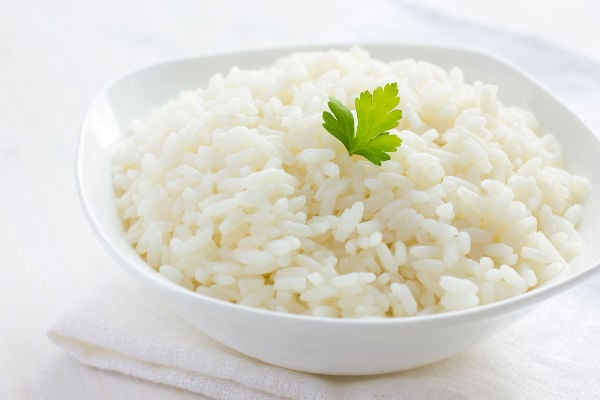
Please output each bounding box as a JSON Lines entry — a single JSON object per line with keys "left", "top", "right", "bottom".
{"left": 2, "top": 1, "right": 599, "bottom": 398}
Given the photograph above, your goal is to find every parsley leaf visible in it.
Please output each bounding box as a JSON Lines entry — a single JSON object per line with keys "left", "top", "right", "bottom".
{"left": 322, "top": 82, "right": 403, "bottom": 166}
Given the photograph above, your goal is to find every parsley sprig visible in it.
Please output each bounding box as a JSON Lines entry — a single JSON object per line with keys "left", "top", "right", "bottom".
{"left": 322, "top": 82, "right": 403, "bottom": 166}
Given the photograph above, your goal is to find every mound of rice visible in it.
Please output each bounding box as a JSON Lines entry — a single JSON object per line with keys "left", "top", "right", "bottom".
{"left": 112, "top": 48, "right": 590, "bottom": 318}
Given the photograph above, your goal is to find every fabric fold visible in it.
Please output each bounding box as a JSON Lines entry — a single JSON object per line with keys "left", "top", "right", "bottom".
{"left": 48, "top": 274, "right": 600, "bottom": 400}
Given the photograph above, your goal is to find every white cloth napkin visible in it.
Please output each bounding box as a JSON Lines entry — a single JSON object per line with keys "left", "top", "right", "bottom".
{"left": 49, "top": 272, "right": 600, "bottom": 400}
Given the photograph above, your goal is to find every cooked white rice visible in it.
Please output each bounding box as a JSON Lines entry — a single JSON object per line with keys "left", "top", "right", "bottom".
{"left": 112, "top": 48, "right": 590, "bottom": 318}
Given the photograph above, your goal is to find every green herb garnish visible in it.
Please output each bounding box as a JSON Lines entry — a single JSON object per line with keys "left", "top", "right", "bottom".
{"left": 322, "top": 82, "right": 403, "bottom": 166}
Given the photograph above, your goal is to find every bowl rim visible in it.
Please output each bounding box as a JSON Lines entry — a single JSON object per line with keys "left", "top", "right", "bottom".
{"left": 76, "top": 42, "right": 600, "bottom": 327}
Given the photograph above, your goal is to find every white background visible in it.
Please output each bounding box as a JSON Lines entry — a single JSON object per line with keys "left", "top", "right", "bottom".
{"left": 1, "top": 0, "right": 599, "bottom": 398}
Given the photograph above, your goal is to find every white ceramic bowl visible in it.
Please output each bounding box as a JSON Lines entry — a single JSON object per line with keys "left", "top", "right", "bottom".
{"left": 77, "top": 44, "right": 600, "bottom": 375}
